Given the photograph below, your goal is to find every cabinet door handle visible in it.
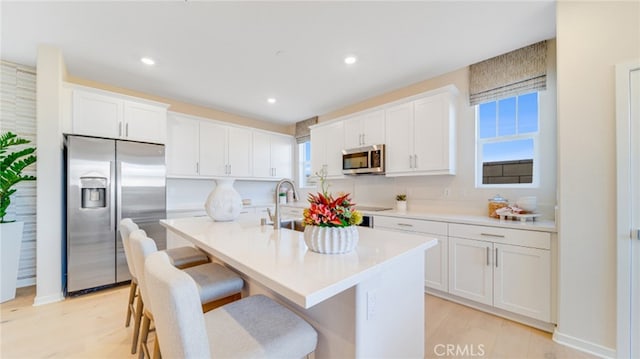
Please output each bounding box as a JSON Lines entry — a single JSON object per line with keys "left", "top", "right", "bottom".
{"left": 481, "top": 233, "right": 505, "bottom": 238}
{"left": 118, "top": 122, "right": 123, "bottom": 137}
{"left": 409, "top": 155, "right": 413, "bottom": 168}
{"left": 125, "top": 123, "right": 129, "bottom": 137}
{"left": 196, "top": 162, "right": 199, "bottom": 174}
{"left": 495, "top": 248, "right": 499, "bottom": 268}
{"left": 397, "top": 223, "right": 414, "bottom": 227}
{"left": 414, "top": 154, "right": 418, "bottom": 168}
{"left": 486, "top": 247, "right": 490, "bottom": 266}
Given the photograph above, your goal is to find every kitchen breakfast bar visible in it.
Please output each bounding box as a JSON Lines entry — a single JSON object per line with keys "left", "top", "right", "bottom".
{"left": 161, "top": 216, "right": 437, "bottom": 358}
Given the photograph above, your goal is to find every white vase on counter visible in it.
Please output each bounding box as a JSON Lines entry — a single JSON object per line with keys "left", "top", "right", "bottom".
{"left": 205, "top": 179, "right": 243, "bottom": 221}
{"left": 396, "top": 200, "right": 407, "bottom": 212}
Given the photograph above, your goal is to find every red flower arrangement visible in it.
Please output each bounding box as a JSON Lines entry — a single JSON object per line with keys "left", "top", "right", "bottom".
{"left": 302, "top": 170, "right": 363, "bottom": 228}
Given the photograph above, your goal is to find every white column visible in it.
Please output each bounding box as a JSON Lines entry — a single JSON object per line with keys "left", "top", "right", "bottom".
{"left": 34, "top": 45, "right": 67, "bottom": 306}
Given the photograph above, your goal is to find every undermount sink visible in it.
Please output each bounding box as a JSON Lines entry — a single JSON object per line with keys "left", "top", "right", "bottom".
{"left": 279, "top": 219, "right": 305, "bottom": 232}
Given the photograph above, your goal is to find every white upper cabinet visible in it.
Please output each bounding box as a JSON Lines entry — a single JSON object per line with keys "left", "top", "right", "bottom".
{"left": 385, "top": 102, "right": 414, "bottom": 173}
{"left": 72, "top": 90, "right": 122, "bottom": 138}
{"left": 385, "top": 87, "right": 457, "bottom": 176}
{"left": 166, "top": 114, "right": 199, "bottom": 177}
{"left": 167, "top": 112, "right": 290, "bottom": 180}
{"left": 343, "top": 110, "right": 385, "bottom": 148}
{"left": 71, "top": 88, "right": 167, "bottom": 144}
{"left": 311, "top": 121, "right": 345, "bottom": 178}
{"left": 198, "top": 121, "right": 228, "bottom": 177}
{"left": 199, "top": 122, "right": 251, "bottom": 178}
{"left": 124, "top": 101, "right": 167, "bottom": 144}
{"left": 253, "top": 131, "right": 293, "bottom": 179}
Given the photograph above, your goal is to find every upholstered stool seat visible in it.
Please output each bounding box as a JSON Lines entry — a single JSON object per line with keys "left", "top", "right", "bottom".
{"left": 164, "top": 246, "right": 209, "bottom": 269}
{"left": 145, "top": 251, "right": 318, "bottom": 359}
{"left": 119, "top": 218, "right": 214, "bottom": 355}
{"left": 204, "top": 295, "right": 318, "bottom": 358}
{"left": 129, "top": 229, "right": 244, "bottom": 358}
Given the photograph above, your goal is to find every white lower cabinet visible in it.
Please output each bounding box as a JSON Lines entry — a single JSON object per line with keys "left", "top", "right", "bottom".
{"left": 448, "top": 223, "right": 551, "bottom": 322}
{"left": 448, "top": 237, "right": 493, "bottom": 306}
{"left": 373, "top": 216, "right": 448, "bottom": 292}
{"left": 374, "top": 215, "right": 553, "bottom": 326}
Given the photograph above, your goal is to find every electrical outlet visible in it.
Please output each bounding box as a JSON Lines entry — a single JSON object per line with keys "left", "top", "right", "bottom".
{"left": 367, "top": 290, "right": 377, "bottom": 320}
{"left": 444, "top": 188, "right": 450, "bottom": 197}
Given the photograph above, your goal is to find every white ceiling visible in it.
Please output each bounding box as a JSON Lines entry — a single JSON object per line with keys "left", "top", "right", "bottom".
{"left": 1, "top": 1, "right": 556, "bottom": 125}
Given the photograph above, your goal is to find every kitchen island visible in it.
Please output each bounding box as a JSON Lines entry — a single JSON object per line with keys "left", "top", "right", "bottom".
{"left": 161, "top": 216, "right": 436, "bottom": 358}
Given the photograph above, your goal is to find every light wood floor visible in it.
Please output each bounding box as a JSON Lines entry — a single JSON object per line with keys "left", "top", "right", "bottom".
{"left": 1, "top": 286, "right": 595, "bottom": 358}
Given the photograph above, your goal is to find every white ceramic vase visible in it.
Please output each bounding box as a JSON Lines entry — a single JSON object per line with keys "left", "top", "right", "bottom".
{"left": 304, "top": 225, "right": 359, "bottom": 254}
{"left": 1, "top": 221, "right": 24, "bottom": 303}
{"left": 396, "top": 200, "right": 407, "bottom": 212}
{"left": 205, "top": 179, "right": 243, "bottom": 222}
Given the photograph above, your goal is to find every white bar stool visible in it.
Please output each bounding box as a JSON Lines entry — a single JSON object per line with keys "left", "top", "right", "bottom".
{"left": 145, "top": 250, "right": 318, "bottom": 359}
{"left": 128, "top": 229, "right": 243, "bottom": 358}
{"left": 120, "top": 218, "right": 211, "bottom": 355}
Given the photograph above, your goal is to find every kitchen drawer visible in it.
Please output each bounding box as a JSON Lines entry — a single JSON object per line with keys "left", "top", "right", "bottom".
{"left": 374, "top": 216, "right": 447, "bottom": 236}
{"left": 449, "top": 223, "right": 550, "bottom": 250}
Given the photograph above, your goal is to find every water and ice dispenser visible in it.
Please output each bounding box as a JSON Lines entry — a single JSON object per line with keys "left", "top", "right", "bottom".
{"left": 80, "top": 177, "right": 107, "bottom": 208}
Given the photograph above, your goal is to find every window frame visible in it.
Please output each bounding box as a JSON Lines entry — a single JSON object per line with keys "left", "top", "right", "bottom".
{"left": 297, "top": 140, "right": 316, "bottom": 189}
{"left": 475, "top": 93, "right": 541, "bottom": 188}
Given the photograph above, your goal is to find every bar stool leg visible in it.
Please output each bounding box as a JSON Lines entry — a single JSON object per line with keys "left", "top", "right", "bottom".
{"left": 126, "top": 281, "right": 138, "bottom": 327}
{"left": 131, "top": 297, "right": 144, "bottom": 354}
{"left": 139, "top": 312, "right": 152, "bottom": 359}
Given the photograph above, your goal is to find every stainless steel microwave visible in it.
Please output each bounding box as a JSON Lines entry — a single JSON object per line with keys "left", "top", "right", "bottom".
{"left": 342, "top": 144, "right": 385, "bottom": 175}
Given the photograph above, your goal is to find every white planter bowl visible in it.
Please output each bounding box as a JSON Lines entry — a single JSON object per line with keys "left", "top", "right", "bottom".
{"left": 1, "top": 221, "right": 24, "bottom": 303}
{"left": 303, "top": 225, "right": 359, "bottom": 254}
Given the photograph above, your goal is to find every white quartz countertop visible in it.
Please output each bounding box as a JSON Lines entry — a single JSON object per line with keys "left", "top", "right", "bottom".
{"left": 161, "top": 216, "right": 436, "bottom": 309}
{"left": 367, "top": 209, "right": 556, "bottom": 232}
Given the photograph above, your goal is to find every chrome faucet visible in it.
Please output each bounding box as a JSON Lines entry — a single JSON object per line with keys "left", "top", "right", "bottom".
{"left": 272, "top": 178, "right": 299, "bottom": 229}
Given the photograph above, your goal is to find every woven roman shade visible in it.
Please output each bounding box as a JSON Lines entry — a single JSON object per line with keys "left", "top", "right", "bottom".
{"left": 469, "top": 40, "right": 547, "bottom": 105}
{"left": 294, "top": 116, "right": 318, "bottom": 144}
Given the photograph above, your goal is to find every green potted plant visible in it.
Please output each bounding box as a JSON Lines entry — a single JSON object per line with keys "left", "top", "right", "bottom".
{"left": 396, "top": 193, "right": 407, "bottom": 212}
{"left": 1, "top": 131, "right": 36, "bottom": 302}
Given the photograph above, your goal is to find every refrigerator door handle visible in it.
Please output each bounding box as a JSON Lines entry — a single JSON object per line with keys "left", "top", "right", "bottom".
{"left": 115, "top": 160, "right": 122, "bottom": 228}
{"left": 110, "top": 160, "right": 116, "bottom": 231}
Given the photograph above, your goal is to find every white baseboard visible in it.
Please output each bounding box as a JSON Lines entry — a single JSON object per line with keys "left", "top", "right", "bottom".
{"left": 33, "top": 292, "right": 64, "bottom": 306}
{"left": 17, "top": 278, "right": 36, "bottom": 288}
{"left": 552, "top": 330, "right": 616, "bottom": 359}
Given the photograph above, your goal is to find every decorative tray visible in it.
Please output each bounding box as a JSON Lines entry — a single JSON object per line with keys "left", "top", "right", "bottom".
{"left": 498, "top": 213, "right": 542, "bottom": 222}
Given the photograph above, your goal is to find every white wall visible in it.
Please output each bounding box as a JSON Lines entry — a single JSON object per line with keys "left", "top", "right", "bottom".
{"left": 34, "top": 45, "right": 66, "bottom": 305}
{"left": 311, "top": 41, "right": 557, "bottom": 219}
{"left": 167, "top": 179, "right": 278, "bottom": 210}
{"left": 555, "top": 1, "right": 640, "bottom": 357}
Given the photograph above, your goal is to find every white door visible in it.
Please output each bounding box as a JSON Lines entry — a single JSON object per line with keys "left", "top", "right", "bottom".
{"left": 425, "top": 235, "right": 448, "bottom": 292}
{"left": 343, "top": 116, "right": 363, "bottom": 148}
{"left": 199, "top": 121, "right": 227, "bottom": 176}
{"left": 324, "top": 121, "right": 345, "bottom": 178}
{"left": 616, "top": 62, "right": 640, "bottom": 358}
{"left": 385, "top": 102, "right": 413, "bottom": 174}
{"left": 166, "top": 115, "right": 199, "bottom": 177}
{"left": 448, "top": 237, "right": 493, "bottom": 305}
{"left": 493, "top": 243, "right": 551, "bottom": 322}
{"left": 123, "top": 101, "right": 166, "bottom": 144}
{"left": 361, "top": 110, "right": 386, "bottom": 146}
{"left": 413, "top": 93, "right": 449, "bottom": 172}
{"left": 72, "top": 90, "right": 121, "bottom": 138}
{"left": 252, "top": 131, "right": 272, "bottom": 178}
{"left": 270, "top": 134, "right": 293, "bottom": 179}
{"left": 226, "top": 127, "right": 252, "bottom": 177}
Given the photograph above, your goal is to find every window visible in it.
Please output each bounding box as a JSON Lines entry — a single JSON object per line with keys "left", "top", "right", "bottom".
{"left": 476, "top": 92, "right": 539, "bottom": 187}
{"left": 298, "top": 141, "right": 314, "bottom": 188}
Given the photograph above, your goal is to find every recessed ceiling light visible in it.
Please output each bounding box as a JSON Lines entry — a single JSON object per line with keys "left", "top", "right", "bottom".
{"left": 267, "top": 98, "right": 277, "bottom": 104}
{"left": 344, "top": 56, "right": 357, "bottom": 65}
{"left": 140, "top": 57, "right": 155, "bottom": 66}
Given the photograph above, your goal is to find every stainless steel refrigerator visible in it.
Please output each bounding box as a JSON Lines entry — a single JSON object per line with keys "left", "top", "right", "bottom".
{"left": 65, "top": 135, "right": 166, "bottom": 294}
